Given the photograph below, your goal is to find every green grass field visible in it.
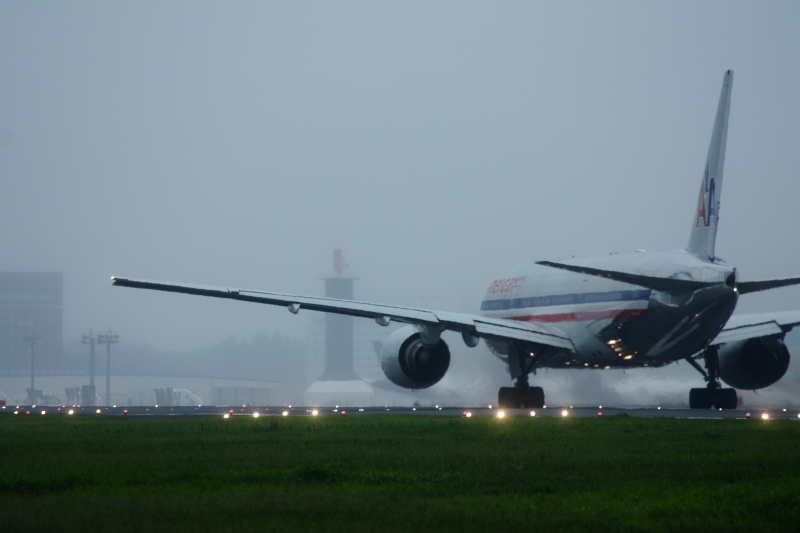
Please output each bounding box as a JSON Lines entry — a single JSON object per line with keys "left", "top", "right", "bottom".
{"left": 1, "top": 413, "right": 799, "bottom": 532}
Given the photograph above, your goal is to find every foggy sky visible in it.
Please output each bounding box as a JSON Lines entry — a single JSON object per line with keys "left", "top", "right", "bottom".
{"left": 2, "top": 2, "right": 800, "bottom": 352}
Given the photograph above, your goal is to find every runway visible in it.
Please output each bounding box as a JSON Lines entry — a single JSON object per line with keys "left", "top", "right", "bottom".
{"left": 3, "top": 404, "right": 799, "bottom": 420}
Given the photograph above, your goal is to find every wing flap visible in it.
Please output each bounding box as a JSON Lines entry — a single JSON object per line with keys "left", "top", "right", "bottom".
{"left": 711, "top": 321, "right": 782, "bottom": 345}
{"left": 473, "top": 319, "right": 573, "bottom": 349}
{"left": 767, "top": 310, "right": 800, "bottom": 329}
{"left": 711, "top": 310, "right": 800, "bottom": 345}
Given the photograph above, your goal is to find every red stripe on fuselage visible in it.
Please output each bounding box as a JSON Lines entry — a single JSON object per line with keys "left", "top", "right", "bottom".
{"left": 507, "top": 308, "right": 648, "bottom": 323}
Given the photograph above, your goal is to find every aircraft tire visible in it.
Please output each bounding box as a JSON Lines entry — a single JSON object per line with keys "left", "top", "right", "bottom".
{"left": 689, "top": 388, "right": 713, "bottom": 409}
{"left": 713, "top": 388, "right": 738, "bottom": 409}
{"left": 522, "top": 387, "right": 545, "bottom": 409}
{"left": 498, "top": 387, "right": 518, "bottom": 408}
{"left": 498, "top": 386, "right": 545, "bottom": 409}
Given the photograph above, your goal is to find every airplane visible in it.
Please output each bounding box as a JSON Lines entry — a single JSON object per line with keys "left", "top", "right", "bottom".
{"left": 112, "top": 70, "right": 800, "bottom": 410}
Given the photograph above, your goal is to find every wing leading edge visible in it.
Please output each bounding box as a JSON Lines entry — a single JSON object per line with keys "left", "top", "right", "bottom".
{"left": 111, "top": 277, "right": 574, "bottom": 351}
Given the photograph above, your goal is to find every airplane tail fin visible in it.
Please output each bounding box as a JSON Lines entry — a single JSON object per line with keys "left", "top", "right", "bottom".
{"left": 687, "top": 70, "right": 733, "bottom": 261}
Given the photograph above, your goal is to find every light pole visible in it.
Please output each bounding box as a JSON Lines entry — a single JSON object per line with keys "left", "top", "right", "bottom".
{"left": 23, "top": 335, "right": 41, "bottom": 404}
{"left": 81, "top": 330, "right": 96, "bottom": 405}
{"left": 96, "top": 329, "right": 119, "bottom": 406}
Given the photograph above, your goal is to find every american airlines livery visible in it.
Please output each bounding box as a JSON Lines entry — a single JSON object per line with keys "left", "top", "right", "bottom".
{"left": 113, "top": 70, "right": 800, "bottom": 410}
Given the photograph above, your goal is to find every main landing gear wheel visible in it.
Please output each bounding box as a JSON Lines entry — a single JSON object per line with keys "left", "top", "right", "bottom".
{"left": 687, "top": 346, "right": 739, "bottom": 409}
{"left": 689, "top": 387, "right": 737, "bottom": 409}
{"left": 689, "top": 388, "right": 713, "bottom": 409}
{"left": 712, "top": 387, "right": 738, "bottom": 410}
{"left": 498, "top": 386, "right": 544, "bottom": 409}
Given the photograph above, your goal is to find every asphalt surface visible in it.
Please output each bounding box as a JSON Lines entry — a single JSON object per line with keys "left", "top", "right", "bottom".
{"left": 2, "top": 404, "right": 799, "bottom": 420}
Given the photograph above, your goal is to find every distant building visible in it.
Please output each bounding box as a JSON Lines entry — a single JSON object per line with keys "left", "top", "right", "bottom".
{"left": 0, "top": 273, "right": 63, "bottom": 373}
{"left": 306, "top": 312, "right": 386, "bottom": 382}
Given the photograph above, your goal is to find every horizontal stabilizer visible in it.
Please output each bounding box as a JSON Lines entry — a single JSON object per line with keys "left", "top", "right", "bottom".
{"left": 737, "top": 276, "right": 800, "bottom": 295}
{"left": 535, "top": 261, "right": 714, "bottom": 294}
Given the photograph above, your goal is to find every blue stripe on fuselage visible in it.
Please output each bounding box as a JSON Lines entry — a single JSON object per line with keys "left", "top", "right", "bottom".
{"left": 480, "top": 289, "right": 652, "bottom": 312}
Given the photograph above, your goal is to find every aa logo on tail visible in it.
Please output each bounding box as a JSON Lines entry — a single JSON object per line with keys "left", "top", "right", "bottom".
{"left": 695, "top": 161, "right": 716, "bottom": 228}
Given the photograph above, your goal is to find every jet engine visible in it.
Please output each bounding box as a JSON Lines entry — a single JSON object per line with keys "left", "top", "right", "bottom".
{"left": 379, "top": 326, "right": 450, "bottom": 389}
{"left": 718, "top": 335, "right": 791, "bottom": 390}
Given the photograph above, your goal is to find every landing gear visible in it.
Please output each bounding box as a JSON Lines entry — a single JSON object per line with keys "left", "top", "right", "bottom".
{"left": 712, "top": 387, "right": 737, "bottom": 410}
{"left": 689, "top": 387, "right": 737, "bottom": 409}
{"left": 687, "top": 346, "right": 738, "bottom": 409}
{"left": 498, "top": 385, "right": 544, "bottom": 409}
{"left": 498, "top": 342, "right": 546, "bottom": 409}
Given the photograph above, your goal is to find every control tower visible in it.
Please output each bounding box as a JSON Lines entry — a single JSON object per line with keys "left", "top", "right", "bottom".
{"left": 304, "top": 250, "right": 373, "bottom": 406}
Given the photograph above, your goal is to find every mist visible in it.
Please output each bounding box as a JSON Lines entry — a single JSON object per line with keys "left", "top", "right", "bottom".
{"left": 2, "top": 2, "right": 800, "bottom": 406}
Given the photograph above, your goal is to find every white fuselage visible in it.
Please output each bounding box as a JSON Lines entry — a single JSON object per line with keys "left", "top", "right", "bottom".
{"left": 480, "top": 249, "right": 738, "bottom": 370}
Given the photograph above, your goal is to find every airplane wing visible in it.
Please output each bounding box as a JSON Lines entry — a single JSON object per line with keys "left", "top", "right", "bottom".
{"left": 111, "top": 277, "right": 574, "bottom": 351}
{"left": 711, "top": 310, "right": 800, "bottom": 345}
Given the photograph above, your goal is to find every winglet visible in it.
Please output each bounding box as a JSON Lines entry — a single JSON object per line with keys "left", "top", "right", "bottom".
{"left": 687, "top": 70, "right": 733, "bottom": 261}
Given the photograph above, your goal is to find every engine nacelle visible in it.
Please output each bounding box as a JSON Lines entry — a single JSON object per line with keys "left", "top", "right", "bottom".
{"left": 380, "top": 326, "right": 450, "bottom": 389}
{"left": 718, "top": 335, "right": 791, "bottom": 390}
